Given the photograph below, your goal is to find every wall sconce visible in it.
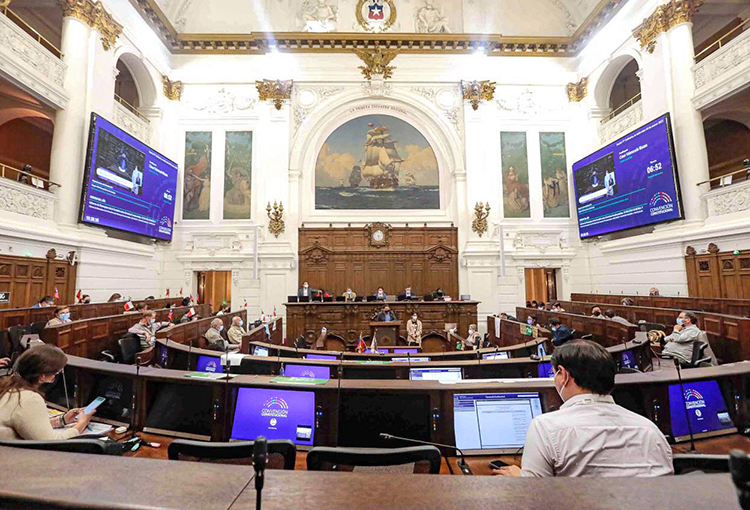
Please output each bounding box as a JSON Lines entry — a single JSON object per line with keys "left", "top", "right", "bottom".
{"left": 267, "top": 201, "right": 285, "bottom": 238}
{"left": 472, "top": 202, "right": 491, "bottom": 237}
{"left": 461, "top": 80, "right": 496, "bottom": 111}
{"left": 256, "top": 79, "right": 293, "bottom": 110}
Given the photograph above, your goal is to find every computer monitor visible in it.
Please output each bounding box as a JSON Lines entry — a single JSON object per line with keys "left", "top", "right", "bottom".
{"left": 393, "top": 357, "right": 430, "bottom": 362}
{"left": 620, "top": 349, "right": 639, "bottom": 370}
{"left": 393, "top": 348, "right": 419, "bottom": 354}
{"left": 483, "top": 351, "right": 509, "bottom": 360}
{"left": 409, "top": 367, "right": 463, "bottom": 381}
{"left": 668, "top": 379, "right": 736, "bottom": 442}
{"left": 454, "top": 392, "right": 544, "bottom": 454}
{"left": 253, "top": 346, "right": 269, "bottom": 357}
{"left": 537, "top": 362, "right": 554, "bottom": 378}
{"left": 195, "top": 355, "right": 222, "bottom": 373}
{"left": 306, "top": 354, "right": 337, "bottom": 361}
{"left": 231, "top": 387, "right": 315, "bottom": 445}
{"left": 145, "top": 382, "right": 213, "bottom": 438}
{"left": 283, "top": 364, "right": 331, "bottom": 380}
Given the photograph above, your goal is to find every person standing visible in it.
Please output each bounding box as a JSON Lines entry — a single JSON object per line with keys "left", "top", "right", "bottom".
{"left": 406, "top": 313, "right": 423, "bottom": 346}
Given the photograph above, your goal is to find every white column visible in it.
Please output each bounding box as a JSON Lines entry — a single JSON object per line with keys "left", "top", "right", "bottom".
{"left": 666, "top": 22, "right": 710, "bottom": 224}
{"left": 49, "top": 16, "right": 93, "bottom": 226}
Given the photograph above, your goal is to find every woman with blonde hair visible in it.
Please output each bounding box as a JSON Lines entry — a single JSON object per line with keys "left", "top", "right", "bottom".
{"left": 0, "top": 344, "right": 95, "bottom": 440}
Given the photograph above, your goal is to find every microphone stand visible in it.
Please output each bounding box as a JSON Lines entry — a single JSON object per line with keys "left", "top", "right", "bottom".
{"left": 252, "top": 436, "right": 268, "bottom": 510}
{"left": 187, "top": 339, "right": 193, "bottom": 371}
{"left": 380, "top": 432, "right": 472, "bottom": 475}
{"left": 335, "top": 352, "right": 343, "bottom": 445}
{"left": 674, "top": 358, "right": 696, "bottom": 451}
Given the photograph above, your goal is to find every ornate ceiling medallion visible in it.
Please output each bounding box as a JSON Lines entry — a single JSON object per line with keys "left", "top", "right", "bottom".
{"left": 356, "top": 0, "right": 397, "bottom": 33}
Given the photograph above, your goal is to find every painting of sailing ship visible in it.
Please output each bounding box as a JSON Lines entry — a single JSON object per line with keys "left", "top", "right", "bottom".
{"left": 315, "top": 114, "right": 440, "bottom": 210}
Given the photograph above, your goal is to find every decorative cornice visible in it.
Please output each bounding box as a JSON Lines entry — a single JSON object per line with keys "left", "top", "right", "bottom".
{"left": 162, "top": 76, "right": 182, "bottom": 101}
{"left": 57, "top": 0, "right": 123, "bottom": 50}
{"left": 125, "top": 0, "right": 626, "bottom": 57}
{"left": 566, "top": 77, "right": 588, "bottom": 102}
{"left": 632, "top": 0, "right": 704, "bottom": 53}
{"left": 355, "top": 47, "right": 397, "bottom": 80}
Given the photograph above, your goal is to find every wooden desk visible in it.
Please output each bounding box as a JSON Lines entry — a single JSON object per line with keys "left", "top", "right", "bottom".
{"left": 285, "top": 300, "right": 478, "bottom": 352}
{"left": 155, "top": 309, "right": 247, "bottom": 350}
{"left": 571, "top": 292, "right": 750, "bottom": 317}
{"left": 516, "top": 306, "right": 637, "bottom": 348}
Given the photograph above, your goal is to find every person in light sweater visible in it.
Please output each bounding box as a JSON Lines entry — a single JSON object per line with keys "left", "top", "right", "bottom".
{"left": 0, "top": 344, "right": 95, "bottom": 440}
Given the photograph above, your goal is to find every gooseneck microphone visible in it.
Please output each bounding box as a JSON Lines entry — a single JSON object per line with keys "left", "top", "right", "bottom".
{"left": 379, "top": 432, "right": 472, "bottom": 475}
{"left": 253, "top": 436, "right": 268, "bottom": 510}
{"left": 674, "top": 358, "right": 696, "bottom": 451}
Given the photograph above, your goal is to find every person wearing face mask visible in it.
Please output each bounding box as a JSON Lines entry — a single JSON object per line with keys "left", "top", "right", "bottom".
{"left": 128, "top": 310, "right": 172, "bottom": 350}
{"left": 315, "top": 327, "right": 328, "bottom": 350}
{"left": 406, "top": 314, "right": 423, "bottom": 346}
{"left": 494, "top": 340, "right": 672, "bottom": 477}
{"left": 298, "top": 281, "right": 317, "bottom": 298}
{"left": 205, "top": 318, "right": 234, "bottom": 351}
{"left": 550, "top": 302, "right": 565, "bottom": 313}
{"left": 591, "top": 306, "right": 604, "bottom": 318}
{"left": 343, "top": 287, "right": 357, "bottom": 302}
{"left": 464, "top": 324, "right": 482, "bottom": 350}
{"left": 549, "top": 317, "right": 572, "bottom": 347}
{"left": 45, "top": 307, "right": 71, "bottom": 328}
{"left": 227, "top": 316, "right": 245, "bottom": 346}
{"left": 377, "top": 305, "right": 396, "bottom": 322}
{"left": 374, "top": 287, "right": 387, "bottom": 301}
{"left": 662, "top": 310, "right": 702, "bottom": 364}
{"left": 526, "top": 315, "right": 537, "bottom": 326}
{"left": 649, "top": 287, "right": 660, "bottom": 297}
{"left": 0, "top": 344, "right": 95, "bottom": 440}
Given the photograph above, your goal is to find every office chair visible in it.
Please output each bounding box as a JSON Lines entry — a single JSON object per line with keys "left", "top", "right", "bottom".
{"left": 0, "top": 438, "right": 118, "bottom": 456}
{"left": 101, "top": 333, "right": 142, "bottom": 364}
{"left": 168, "top": 439, "right": 296, "bottom": 469}
{"left": 306, "top": 446, "right": 442, "bottom": 474}
{"left": 730, "top": 450, "right": 750, "bottom": 510}
{"left": 673, "top": 453, "right": 729, "bottom": 475}
{"left": 28, "top": 321, "right": 46, "bottom": 335}
{"left": 661, "top": 341, "right": 713, "bottom": 369}
{"left": 7, "top": 326, "right": 26, "bottom": 355}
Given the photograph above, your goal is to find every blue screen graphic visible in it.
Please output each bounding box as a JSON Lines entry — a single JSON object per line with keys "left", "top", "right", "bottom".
{"left": 537, "top": 362, "right": 554, "bottom": 378}
{"left": 231, "top": 387, "right": 315, "bottom": 445}
{"left": 253, "top": 346, "right": 269, "bottom": 357}
{"left": 537, "top": 343, "right": 547, "bottom": 358}
{"left": 621, "top": 349, "right": 638, "bottom": 370}
{"left": 306, "top": 354, "right": 337, "bottom": 361}
{"left": 79, "top": 113, "right": 178, "bottom": 241}
{"left": 284, "top": 364, "right": 331, "bottom": 380}
{"left": 196, "top": 355, "right": 222, "bottom": 373}
{"left": 572, "top": 114, "right": 682, "bottom": 239}
{"left": 668, "top": 380, "right": 734, "bottom": 440}
{"left": 393, "top": 348, "right": 419, "bottom": 354}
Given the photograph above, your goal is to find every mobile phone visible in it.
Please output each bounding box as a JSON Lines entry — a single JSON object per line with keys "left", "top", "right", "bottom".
{"left": 489, "top": 459, "right": 510, "bottom": 470}
{"left": 84, "top": 396, "right": 106, "bottom": 414}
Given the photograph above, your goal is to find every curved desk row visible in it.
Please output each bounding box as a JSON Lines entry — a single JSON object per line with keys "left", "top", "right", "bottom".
{"left": 571, "top": 291, "right": 750, "bottom": 317}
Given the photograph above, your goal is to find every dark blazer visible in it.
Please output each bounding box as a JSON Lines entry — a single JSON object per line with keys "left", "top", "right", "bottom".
{"left": 552, "top": 324, "right": 573, "bottom": 346}
{"left": 377, "top": 311, "right": 397, "bottom": 322}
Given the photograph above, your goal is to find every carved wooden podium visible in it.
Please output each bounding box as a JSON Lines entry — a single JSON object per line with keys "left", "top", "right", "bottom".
{"left": 369, "top": 321, "right": 402, "bottom": 346}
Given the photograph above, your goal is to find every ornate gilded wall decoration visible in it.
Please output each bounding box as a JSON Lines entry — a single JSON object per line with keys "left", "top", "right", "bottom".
{"left": 365, "top": 222, "right": 392, "bottom": 248}
{"left": 162, "top": 76, "right": 183, "bottom": 101}
{"left": 472, "top": 202, "right": 490, "bottom": 237}
{"left": 566, "top": 77, "right": 587, "bottom": 102}
{"left": 632, "top": 0, "right": 704, "bottom": 53}
{"left": 461, "top": 80, "right": 496, "bottom": 110}
{"left": 256, "top": 79, "right": 293, "bottom": 110}
{"left": 267, "top": 201, "right": 285, "bottom": 238}
{"left": 356, "top": 0, "right": 397, "bottom": 33}
{"left": 56, "top": 0, "right": 123, "bottom": 50}
{"left": 354, "top": 47, "right": 398, "bottom": 80}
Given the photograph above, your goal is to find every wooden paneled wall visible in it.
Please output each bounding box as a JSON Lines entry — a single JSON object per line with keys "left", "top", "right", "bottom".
{"left": 298, "top": 226, "right": 459, "bottom": 297}
{"left": 0, "top": 250, "right": 77, "bottom": 309}
{"left": 686, "top": 247, "right": 750, "bottom": 299}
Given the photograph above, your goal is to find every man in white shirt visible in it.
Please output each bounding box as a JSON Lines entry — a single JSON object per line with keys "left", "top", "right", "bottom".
{"left": 495, "top": 340, "right": 673, "bottom": 477}
{"left": 128, "top": 310, "right": 171, "bottom": 350}
{"left": 662, "top": 311, "right": 701, "bottom": 364}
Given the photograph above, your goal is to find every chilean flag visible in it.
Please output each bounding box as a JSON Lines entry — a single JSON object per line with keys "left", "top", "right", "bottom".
{"left": 168, "top": 309, "right": 173, "bottom": 322}
{"left": 166, "top": 288, "right": 170, "bottom": 297}
{"left": 243, "top": 298, "right": 248, "bottom": 309}
{"left": 368, "top": 1, "right": 384, "bottom": 20}
{"left": 54, "top": 288, "right": 60, "bottom": 301}
{"left": 76, "top": 289, "right": 82, "bottom": 302}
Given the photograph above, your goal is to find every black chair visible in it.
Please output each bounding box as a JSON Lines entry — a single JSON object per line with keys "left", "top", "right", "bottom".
{"left": 0, "top": 438, "right": 117, "bottom": 455}
{"left": 661, "top": 340, "right": 713, "bottom": 369}
{"left": 306, "top": 446, "right": 441, "bottom": 474}
{"left": 730, "top": 450, "right": 750, "bottom": 509}
{"left": 29, "top": 321, "right": 46, "bottom": 335}
{"left": 168, "top": 439, "right": 296, "bottom": 469}
{"left": 109, "top": 333, "right": 142, "bottom": 364}
{"left": 7, "top": 326, "right": 27, "bottom": 355}
{"left": 638, "top": 321, "right": 667, "bottom": 334}
{"left": 673, "top": 453, "right": 729, "bottom": 474}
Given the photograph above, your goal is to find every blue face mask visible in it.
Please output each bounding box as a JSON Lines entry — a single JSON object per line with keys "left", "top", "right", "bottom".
{"left": 149, "top": 318, "right": 156, "bottom": 325}
{"left": 676, "top": 318, "right": 683, "bottom": 326}
{"left": 218, "top": 326, "right": 224, "bottom": 333}
{"left": 239, "top": 320, "right": 244, "bottom": 327}
{"left": 60, "top": 312, "right": 70, "bottom": 321}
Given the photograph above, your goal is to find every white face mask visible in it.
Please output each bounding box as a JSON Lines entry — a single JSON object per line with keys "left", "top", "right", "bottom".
{"left": 468, "top": 329, "right": 474, "bottom": 335}
{"left": 554, "top": 368, "right": 568, "bottom": 402}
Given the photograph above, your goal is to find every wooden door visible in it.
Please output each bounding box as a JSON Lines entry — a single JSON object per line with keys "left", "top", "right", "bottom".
{"left": 199, "top": 271, "right": 232, "bottom": 314}
{"left": 545, "top": 268, "right": 558, "bottom": 301}
{"left": 525, "top": 268, "right": 547, "bottom": 303}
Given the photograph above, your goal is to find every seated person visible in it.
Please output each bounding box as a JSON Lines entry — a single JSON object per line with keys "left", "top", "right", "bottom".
{"left": 376, "top": 306, "right": 397, "bottom": 322}
{"left": 215, "top": 303, "right": 230, "bottom": 316}
{"left": 550, "top": 302, "right": 565, "bottom": 312}
{"left": 662, "top": 311, "right": 701, "bottom": 364}
{"left": 32, "top": 296, "right": 54, "bottom": 308}
{"left": 181, "top": 297, "right": 193, "bottom": 307}
{"left": 374, "top": 287, "right": 387, "bottom": 301}
{"left": 107, "top": 293, "right": 122, "bottom": 302}
{"left": 165, "top": 301, "right": 175, "bottom": 309}
{"left": 526, "top": 315, "right": 538, "bottom": 326}
{"left": 525, "top": 301, "right": 532, "bottom": 308}
{"left": 0, "top": 344, "right": 95, "bottom": 440}
{"left": 605, "top": 309, "right": 633, "bottom": 327}
{"left": 464, "top": 324, "right": 482, "bottom": 350}
{"left": 499, "top": 312, "right": 518, "bottom": 322}
{"left": 298, "top": 281, "right": 317, "bottom": 298}
{"left": 591, "top": 306, "right": 604, "bottom": 318}
{"left": 621, "top": 298, "right": 635, "bottom": 306}
{"left": 144, "top": 296, "right": 155, "bottom": 300}
{"left": 315, "top": 327, "right": 328, "bottom": 350}
{"left": 401, "top": 286, "right": 416, "bottom": 300}
{"left": 530, "top": 300, "right": 538, "bottom": 309}
{"left": 227, "top": 316, "right": 245, "bottom": 346}
{"left": 0, "top": 358, "right": 9, "bottom": 368}
{"left": 204, "top": 319, "right": 234, "bottom": 351}
{"left": 406, "top": 313, "right": 423, "bottom": 346}
{"left": 136, "top": 303, "right": 148, "bottom": 313}
{"left": 77, "top": 294, "right": 91, "bottom": 305}
{"left": 342, "top": 287, "right": 357, "bottom": 302}
{"left": 549, "top": 317, "right": 572, "bottom": 347}
{"left": 179, "top": 308, "right": 198, "bottom": 323}
{"left": 433, "top": 287, "right": 445, "bottom": 299}
{"left": 494, "top": 340, "right": 673, "bottom": 477}
{"left": 537, "top": 301, "right": 546, "bottom": 310}
{"left": 45, "top": 307, "right": 71, "bottom": 328}
{"left": 649, "top": 287, "right": 660, "bottom": 297}
{"left": 128, "top": 310, "right": 171, "bottom": 350}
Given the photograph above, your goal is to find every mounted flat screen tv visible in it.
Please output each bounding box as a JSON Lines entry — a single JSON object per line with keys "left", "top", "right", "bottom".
{"left": 79, "top": 113, "right": 178, "bottom": 241}
{"left": 572, "top": 113, "right": 683, "bottom": 239}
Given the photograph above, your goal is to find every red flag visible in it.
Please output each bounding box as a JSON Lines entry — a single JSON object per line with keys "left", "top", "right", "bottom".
{"left": 166, "top": 288, "right": 170, "bottom": 297}
{"left": 76, "top": 289, "right": 82, "bottom": 302}
{"left": 187, "top": 307, "right": 196, "bottom": 317}
{"left": 209, "top": 300, "right": 213, "bottom": 307}
{"left": 54, "top": 288, "right": 60, "bottom": 301}
{"left": 273, "top": 307, "right": 277, "bottom": 317}
{"left": 243, "top": 298, "right": 248, "bottom": 309}
{"left": 356, "top": 334, "right": 366, "bottom": 353}
{"left": 261, "top": 310, "right": 266, "bottom": 322}
{"left": 168, "top": 309, "right": 173, "bottom": 321}
{"left": 179, "top": 287, "right": 183, "bottom": 296}
{"left": 124, "top": 300, "right": 134, "bottom": 311}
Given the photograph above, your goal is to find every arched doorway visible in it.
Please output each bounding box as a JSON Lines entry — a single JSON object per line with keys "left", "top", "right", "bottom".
{"left": 703, "top": 118, "right": 750, "bottom": 188}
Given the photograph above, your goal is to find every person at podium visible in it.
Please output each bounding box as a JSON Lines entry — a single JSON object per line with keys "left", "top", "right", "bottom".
{"left": 315, "top": 327, "right": 328, "bottom": 350}
{"left": 407, "top": 313, "right": 423, "bottom": 346}
{"left": 298, "top": 281, "right": 317, "bottom": 298}
{"left": 343, "top": 287, "right": 357, "bottom": 301}
{"left": 377, "top": 306, "right": 397, "bottom": 322}
{"left": 374, "top": 287, "right": 387, "bottom": 301}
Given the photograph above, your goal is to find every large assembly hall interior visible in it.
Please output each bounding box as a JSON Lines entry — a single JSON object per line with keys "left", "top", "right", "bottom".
{"left": 2, "top": 0, "right": 750, "bottom": 508}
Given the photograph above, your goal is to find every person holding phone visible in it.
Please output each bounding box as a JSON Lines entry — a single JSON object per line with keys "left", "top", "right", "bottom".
{"left": 0, "top": 344, "right": 95, "bottom": 440}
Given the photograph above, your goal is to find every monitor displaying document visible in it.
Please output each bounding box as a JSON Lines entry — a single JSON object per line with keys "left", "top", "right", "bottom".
{"left": 409, "top": 367, "right": 463, "bottom": 381}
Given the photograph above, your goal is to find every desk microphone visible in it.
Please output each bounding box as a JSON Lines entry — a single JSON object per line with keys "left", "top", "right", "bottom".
{"left": 379, "top": 432, "right": 472, "bottom": 475}
{"left": 674, "top": 358, "right": 696, "bottom": 451}
{"left": 187, "top": 339, "right": 193, "bottom": 371}
{"left": 252, "top": 436, "right": 268, "bottom": 510}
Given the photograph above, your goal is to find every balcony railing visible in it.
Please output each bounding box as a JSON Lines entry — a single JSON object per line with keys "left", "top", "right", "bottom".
{"left": 600, "top": 92, "right": 642, "bottom": 124}
{"left": 0, "top": 163, "right": 59, "bottom": 191}
{"left": 695, "top": 18, "right": 749, "bottom": 63}
{"left": 1, "top": 6, "right": 63, "bottom": 59}
{"left": 114, "top": 94, "right": 150, "bottom": 123}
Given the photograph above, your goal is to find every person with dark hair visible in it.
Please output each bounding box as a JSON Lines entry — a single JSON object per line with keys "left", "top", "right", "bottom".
{"left": 550, "top": 302, "right": 565, "bottom": 312}
{"left": 605, "top": 309, "right": 633, "bottom": 326}
{"left": 0, "top": 344, "right": 95, "bottom": 440}
{"left": 79, "top": 294, "right": 91, "bottom": 305}
{"left": 377, "top": 305, "right": 396, "bottom": 322}
{"left": 181, "top": 297, "right": 192, "bottom": 307}
{"left": 144, "top": 296, "right": 155, "bottom": 300}
{"left": 621, "top": 297, "right": 635, "bottom": 306}
{"left": 662, "top": 310, "right": 702, "bottom": 363}
{"left": 165, "top": 301, "right": 175, "bottom": 309}
{"left": 525, "top": 301, "right": 532, "bottom": 308}
{"left": 107, "top": 293, "right": 122, "bottom": 302}
{"left": 31, "top": 296, "right": 55, "bottom": 308}
{"left": 374, "top": 286, "right": 387, "bottom": 301}
{"left": 499, "top": 312, "right": 518, "bottom": 322}
{"left": 495, "top": 340, "right": 672, "bottom": 477}
{"left": 45, "top": 307, "right": 71, "bottom": 328}
{"left": 537, "top": 301, "right": 546, "bottom": 310}
{"left": 549, "top": 317, "right": 572, "bottom": 347}
{"left": 530, "top": 300, "right": 538, "bottom": 309}
{"left": 591, "top": 306, "right": 603, "bottom": 318}
{"left": 526, "top": 315, "right": 537, "bottom": 326}
{"left": 649, "top": 287, "right": 660, "bottom": 297}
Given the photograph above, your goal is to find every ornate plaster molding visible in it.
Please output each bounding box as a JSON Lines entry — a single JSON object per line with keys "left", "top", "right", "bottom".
{"left": 113, "top": 100, "right": 151, "bottom": 145}
{"left": 703, "top": 179, "right": 750, "bottom": 218}
{"left": 162, "top": 76, "right": 183, "bottom": 101}
{"left": 0, "top": 179, "right": 56, "bottom": 220}
{"left": 692, "top": 27, "right": 750, "bottom": 110}
{"left": 355, "top": 47, "right": 398, "bottom": 80}
{"left": 57, "top": 0, "right": 123, "bottom": 51}
{"left": 256, "top": 79, "right": 293, "bottom": 110}
{"left": 632, "top": 0, "right": 704, "bottom": 54}
{"left": 566, "top": 77, "right": 587, "bottom": 102}
{"left": 598, "top": 100, "right": 643, "bottom": 144}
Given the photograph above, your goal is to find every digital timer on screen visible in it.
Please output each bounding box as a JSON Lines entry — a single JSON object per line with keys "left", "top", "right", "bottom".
{"left": 78, "top": 113, "right": 178, "bottom": 242}
{"left": 572, "top": 113, "right": 683, "bottom": 239}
